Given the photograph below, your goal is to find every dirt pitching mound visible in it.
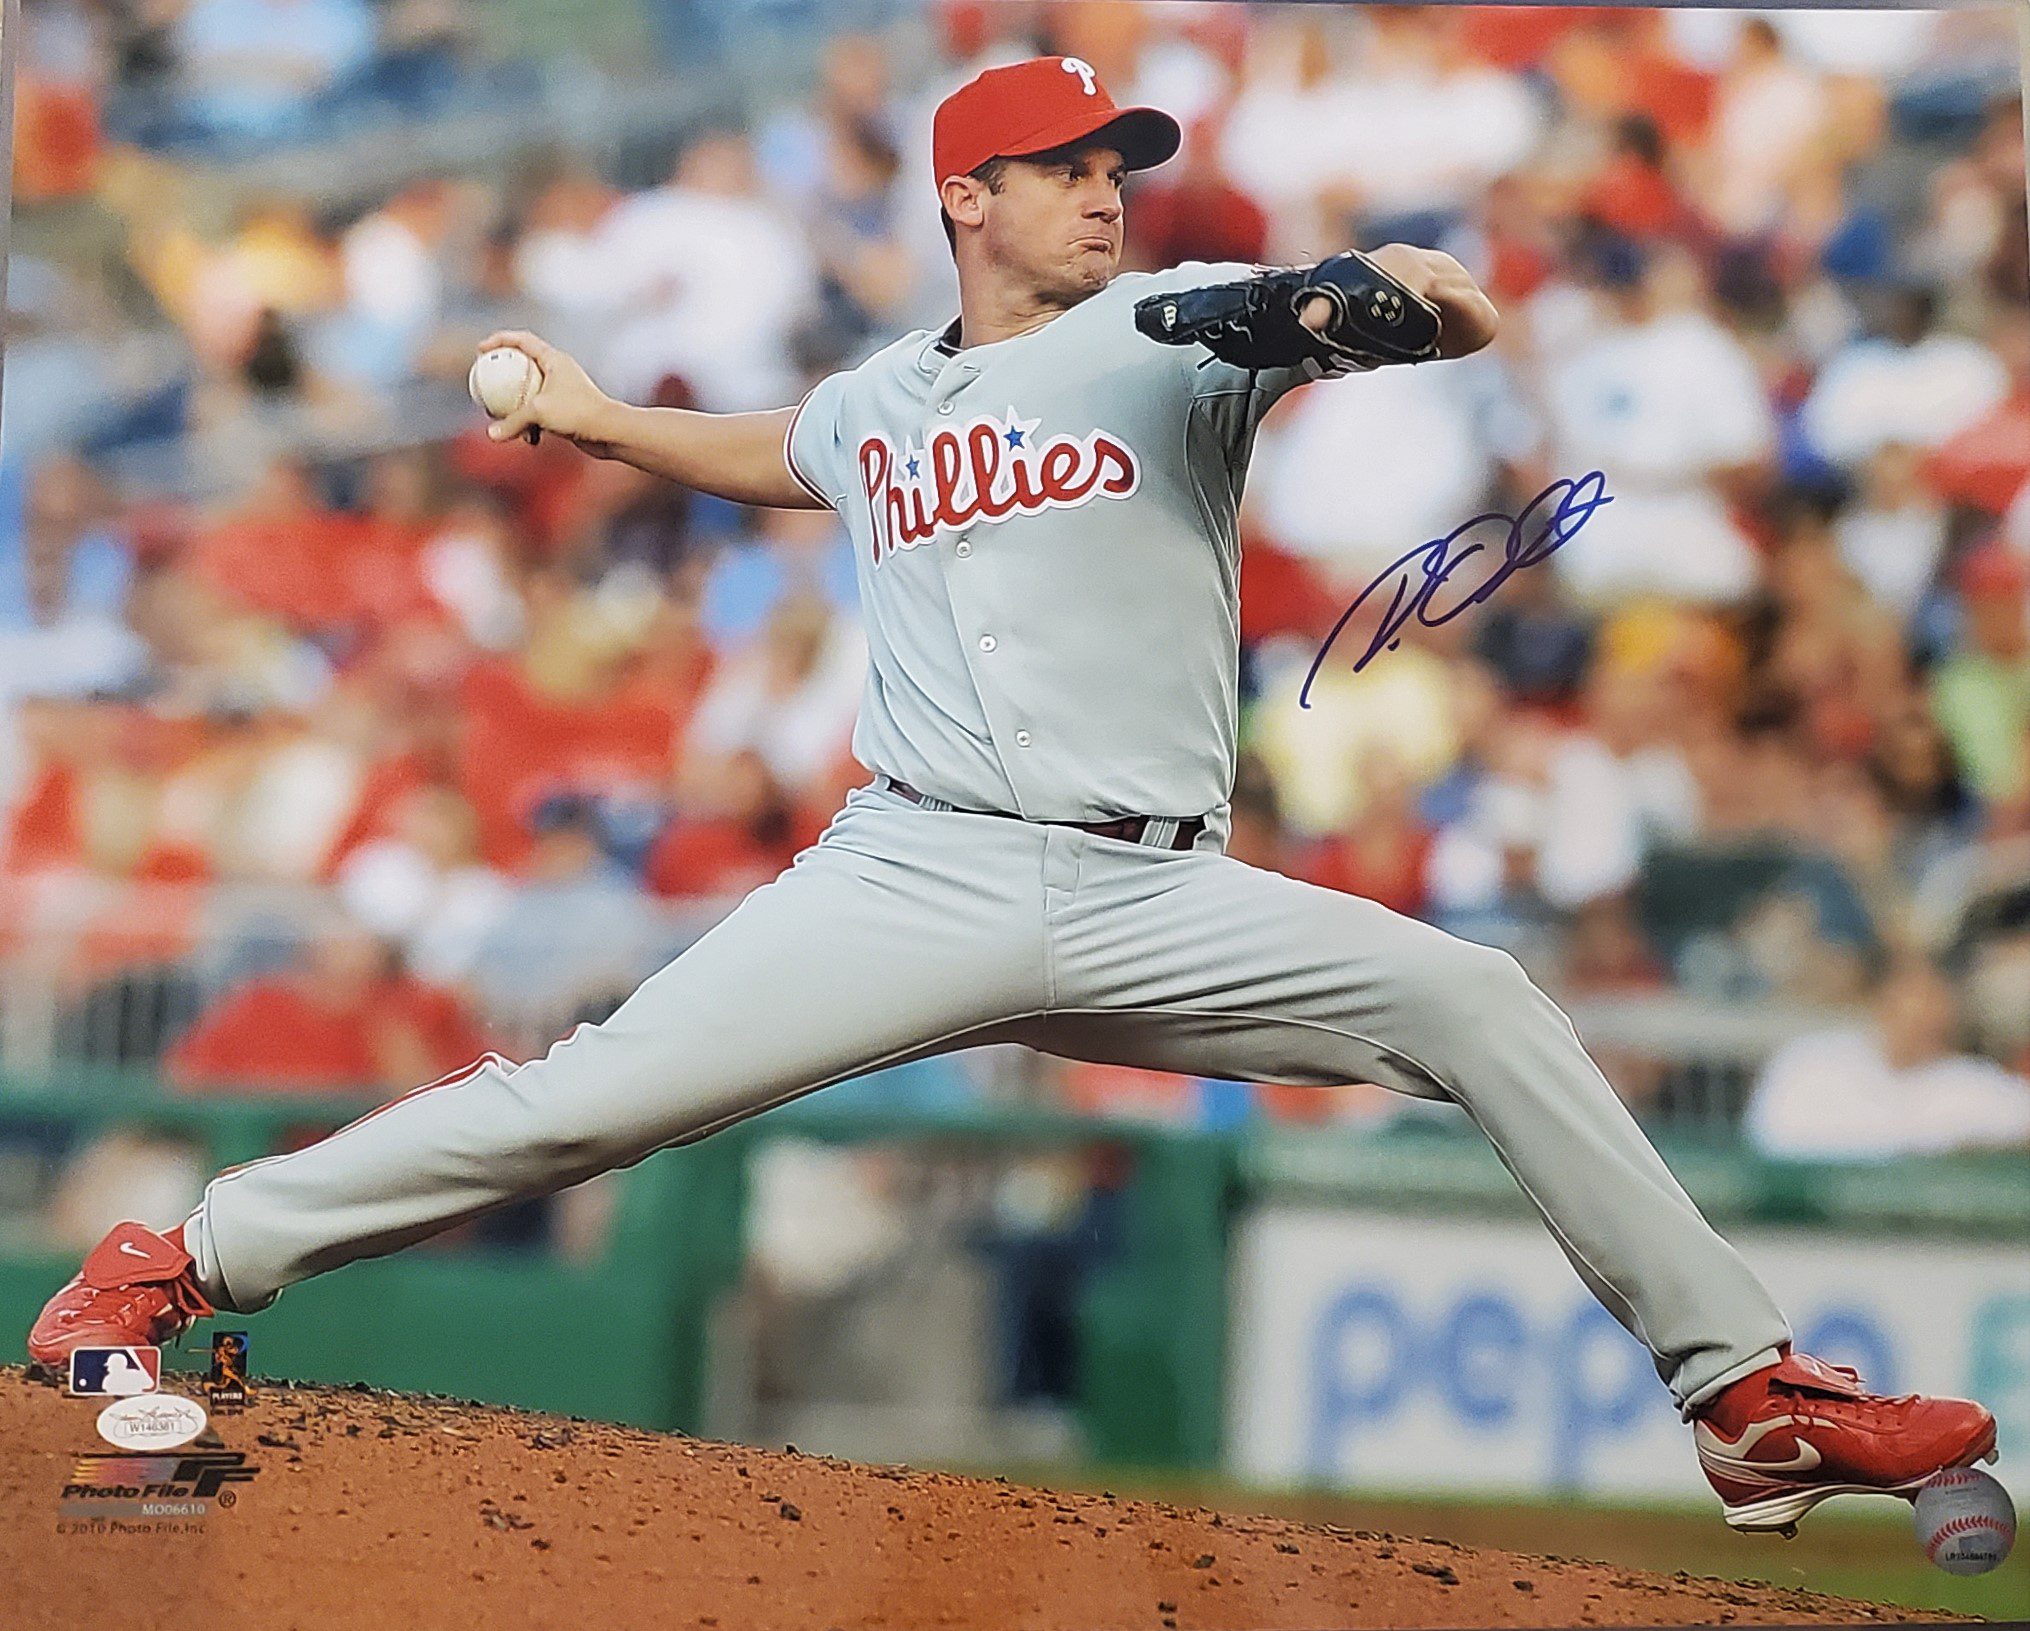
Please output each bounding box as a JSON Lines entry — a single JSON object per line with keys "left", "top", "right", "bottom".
{"left": 1, "top": 1366, "right": 1961, "bottom": 1629}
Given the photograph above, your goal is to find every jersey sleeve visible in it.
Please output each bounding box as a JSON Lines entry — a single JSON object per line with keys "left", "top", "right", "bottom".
{"left": 783, "top": 370, "right": 854, "bottom": 510}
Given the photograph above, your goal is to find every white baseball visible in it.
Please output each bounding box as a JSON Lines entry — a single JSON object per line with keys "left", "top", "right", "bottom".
{"left": 468, "top": 346, "right": 541, "bottom": 420}
{"left": 1913, "top": 1466, "right": 2016, "bottom": 1577}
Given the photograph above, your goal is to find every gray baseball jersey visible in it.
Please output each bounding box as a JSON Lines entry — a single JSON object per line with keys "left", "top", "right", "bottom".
{"left": 181, "top": 260, "right": 1792, "bottom": 1421}
{"left": 784, "top": 261, "right": 1351, "bottom": 823}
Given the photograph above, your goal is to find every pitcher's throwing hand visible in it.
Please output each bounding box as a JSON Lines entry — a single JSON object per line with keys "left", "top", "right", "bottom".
{"left": 475, "top": 330, "right": 623, "bottom": 456}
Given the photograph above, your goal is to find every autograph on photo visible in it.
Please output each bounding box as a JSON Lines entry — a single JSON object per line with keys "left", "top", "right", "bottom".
{"left": 1299, "top": 471, "right": 1614, "bottom": 709}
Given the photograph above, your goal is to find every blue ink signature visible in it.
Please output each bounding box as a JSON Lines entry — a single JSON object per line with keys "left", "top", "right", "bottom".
{"left": 1299, "top": 471, "right": 1613, "bottom": 708}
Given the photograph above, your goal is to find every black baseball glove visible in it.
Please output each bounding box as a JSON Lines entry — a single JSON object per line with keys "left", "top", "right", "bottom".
{"left": 1133, "top": 250, "right": 1443, "bottom": 372}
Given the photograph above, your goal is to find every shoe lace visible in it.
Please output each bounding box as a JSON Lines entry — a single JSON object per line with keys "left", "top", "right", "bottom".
{"left": 166, "top": 1273, "right": 215, "bottom": 1322}
{"left": 61, "top": 1275, "right": 210, "bottom": 1334}
{"left": 1774, "top": 1364, "right": 1917, "bottom": 1426}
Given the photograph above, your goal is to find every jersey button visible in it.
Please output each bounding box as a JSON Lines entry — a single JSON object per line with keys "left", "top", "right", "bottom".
{"left": 978, "top": 634, "right": 997, "bottom": 653}
{"left": 938, "top": 401, "right": 954, "bottom": 415}
{"left": 1015, "top": 731, "right": 1033, "bottom": 748}
{"left": 954, "top": 539, "right": 972, "bottom": 557}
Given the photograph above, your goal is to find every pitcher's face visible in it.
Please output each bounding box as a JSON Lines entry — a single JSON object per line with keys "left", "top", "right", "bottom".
{"left": 972, "top": 142, "right": 1127, "bottom": 305}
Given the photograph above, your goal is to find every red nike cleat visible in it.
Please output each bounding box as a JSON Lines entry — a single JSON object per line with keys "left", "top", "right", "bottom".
{"left": 1693, "top": 1350, "right": 1998, "bottom": 1533}
{"left": 25, "top": 1221, "right": 214, "bottom": 1376}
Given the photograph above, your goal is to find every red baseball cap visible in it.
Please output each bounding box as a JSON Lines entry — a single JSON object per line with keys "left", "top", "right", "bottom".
{"left": 932, "top": 56, "right": 1180, "bottom": 194}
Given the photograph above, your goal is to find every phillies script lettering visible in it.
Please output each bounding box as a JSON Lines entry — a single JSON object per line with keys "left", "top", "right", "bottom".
{"left": 859, "top": 410, "right": 1140, "bottom": 565}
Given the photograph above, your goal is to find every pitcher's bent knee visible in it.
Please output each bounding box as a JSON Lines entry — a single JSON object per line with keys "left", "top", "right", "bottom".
{"left": 1363, "top": 930, "right": 1554, "bottom": 1084}
{"left": 1383, "top": 929, "right": 1533, "bottom": 1015}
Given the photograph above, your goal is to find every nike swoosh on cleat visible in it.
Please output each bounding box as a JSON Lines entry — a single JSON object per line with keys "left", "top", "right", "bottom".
{"left": 117, "top": 1241, "right": 151, "bottom": 1258}
{"left": 1695, "top": 1415, "right": 1824, "bottom": 1478}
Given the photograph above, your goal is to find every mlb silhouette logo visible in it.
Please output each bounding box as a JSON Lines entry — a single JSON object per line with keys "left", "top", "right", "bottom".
{"left": 67, "top": 1345, "right": 163, "bottom": 1397}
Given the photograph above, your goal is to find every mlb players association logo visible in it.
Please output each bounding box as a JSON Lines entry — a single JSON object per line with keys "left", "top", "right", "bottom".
{"left": 858, "top": 408, "right": 1140, "bottom": 565}
{"left": 208, "top": 1330, "right": 252, "bottom": 1412}
{"left": 68, "top": 1345, "right": 162, "bottom": 1397}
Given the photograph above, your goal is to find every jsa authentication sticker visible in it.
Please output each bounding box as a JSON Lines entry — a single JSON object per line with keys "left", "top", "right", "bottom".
{"left": 96, "top": 1393, "right": 208, "bottom": 1451}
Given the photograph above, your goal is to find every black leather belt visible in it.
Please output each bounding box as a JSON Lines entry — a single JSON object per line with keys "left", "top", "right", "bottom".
{"left": 878, "top": 775, "right": 1206, "bottom": 851}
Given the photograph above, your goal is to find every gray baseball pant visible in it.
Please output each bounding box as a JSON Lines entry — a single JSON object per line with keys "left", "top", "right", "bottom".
{"left": 184, "top": 779, "right": 1789, "bottom": 1413}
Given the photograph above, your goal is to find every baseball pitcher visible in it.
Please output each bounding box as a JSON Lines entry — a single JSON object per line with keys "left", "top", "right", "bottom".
{"left": 30, "top": 58, "right": 1996, "bottom": 1535}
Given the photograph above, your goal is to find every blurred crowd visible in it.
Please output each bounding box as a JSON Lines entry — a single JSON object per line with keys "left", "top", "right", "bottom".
{"left": 9, "top": 0, "right": 771, "bottom": 165}
{"left": 4, "top": 1, "right": 2029, "bottom": 1174}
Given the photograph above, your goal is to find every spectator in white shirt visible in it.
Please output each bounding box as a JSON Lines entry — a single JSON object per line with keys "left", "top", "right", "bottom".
{"left": 341, "top": 181, "right": 450, "bottom": 327}
{"left": 1536, "top": 239, "right": 1775, "bottom": 605}
{"left": 587, "top": 128, "right": 819, "bottom": 412}
{"left": 511, "top": 166, "right": 623, "bottom": 334}
{"left": 323, "top": 179, "right": 459, "bottom": 386}
{"left": 1801, "top": 282, "right": 2009, "bottom": 471}
{"left": 1766, "top": 9, "right": 1936, "bottom": 78}
{"left": 1222, "top": 10, "right": 1540, "bottom": 255}
{"left": 335, "top": 785, "right": 512, "bottom": 985}
{"left": 1666, "top": 5, "right": 1938, "bottom": 80}
{"left": 1346, "top": 8, "right": 1543, "bottom": 225}
{"left": 682, "top": 591, "right": 865, "bottom": 803}
{"left": 1833, "top": 442, "right": 1949, "bottom": 624}
{"left": 1696, "top": 17, "right": 1832, "bottom": 242}
{"left": 1120, "top": 8, "right": 1235, "bottom": 139}
{"left": 1249, "top": 351, "right": 1500, "bottom": 587}
{"left": 1535, "top": 660, "right": 1702, "bottom": 910}
{"left": 1745, "top": 952, "right": 2030, "bottom": 1160}
{"left": 1218, "top": 13, "right": 1367, "bottom": 255}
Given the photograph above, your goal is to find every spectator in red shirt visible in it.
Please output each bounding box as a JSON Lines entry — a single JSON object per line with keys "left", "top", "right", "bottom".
{"left": 1457, "top": 6, "right": 1598, "bottom": 73}
{"left": 1236, "top": 524, "right": 1340, "bottom": 647}
{"left": 1474, "top": 173, "right": 1560, "bottom": 307}
{"left": 445, "top": 409, "right": 594, "bottom": 558}
{"left": 1304, "top": 752, "right": 1435, "bottom": 919}
{"left": 1123, "top": 119, "right": 1269, "bottom": 272}
{"left": 166, "top": 920, "right": 494, "bottom": 1095}
{"left": 13, "top": 71, "right": 102, "bottom": 205}
{"left": 1581, "top": 114, "right": 1696, "bottom": 243}
{"left": 456, "top": 584, "right": 687, "bottom": 869}
{"left": 186, "top": 455, "right": 435, "bottom": 641}
{"left": 1550, "top": 12, "right": 1714, "bottom": 151}
{"left": 1922, "top": 302, "right": 2030, "bottom": 519}
{"left": 647, "top": 748, "right": 804, "bottom": 899}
